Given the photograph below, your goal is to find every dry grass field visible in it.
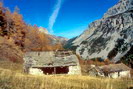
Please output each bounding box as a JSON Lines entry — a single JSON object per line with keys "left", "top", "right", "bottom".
{"left": 0, "top": 61, "right": 132, "bottom": 89}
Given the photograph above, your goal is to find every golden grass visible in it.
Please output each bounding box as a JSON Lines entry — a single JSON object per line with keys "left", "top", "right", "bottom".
{"left": 0, "top": 68, "right": 132, "bottom": 89}
{"left": 0, "top": 61, "right": 132, "bottom": 89}
{"left": 0, "top": 60, "right": 23, "bottom": 73}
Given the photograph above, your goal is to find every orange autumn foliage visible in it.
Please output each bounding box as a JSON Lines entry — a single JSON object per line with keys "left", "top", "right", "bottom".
{"left": 0, "top": 3, "right": 63, "bottom": 62}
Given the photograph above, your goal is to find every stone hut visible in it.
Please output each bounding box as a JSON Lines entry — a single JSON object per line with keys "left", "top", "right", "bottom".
{"left": 88, "top": 63, "right": 131, "bottom": 78}
{"left": 23, "top": 50, "right": 81, "bottom": 75}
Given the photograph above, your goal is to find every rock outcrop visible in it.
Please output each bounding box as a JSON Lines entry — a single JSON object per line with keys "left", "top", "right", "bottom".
{"left": 66, "top": 0, "right": 133, "bottom": 62}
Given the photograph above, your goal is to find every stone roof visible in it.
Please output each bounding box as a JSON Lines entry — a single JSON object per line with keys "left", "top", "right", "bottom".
{"left": 24, "top": 51, "right": 79, "bottom": 67}
{"left": 89, "top": 63, "right": 131, "bottom": 74}
{"left": 99, "top": 63, "right": 131, "bottom": 73}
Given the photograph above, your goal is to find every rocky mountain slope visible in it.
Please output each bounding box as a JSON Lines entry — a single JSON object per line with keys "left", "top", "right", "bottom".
{"left": 48, "top": 35, "right": 68, "bottom": 45}
{"left": 66, "top": 0, "right": 133, "bottom": 62}
{"left": 38, "top": 28, "right": 68, "bottom": 45}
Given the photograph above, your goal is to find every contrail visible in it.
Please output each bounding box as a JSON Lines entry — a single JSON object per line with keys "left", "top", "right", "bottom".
{"left": 48, "top": 0, "right": 64, "bottom": 34}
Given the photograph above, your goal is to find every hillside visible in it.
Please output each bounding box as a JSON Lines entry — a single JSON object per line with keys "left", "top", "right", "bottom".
{"left": 66, "top": 0, "right": 133, "bottom": 63}
{"left": 0, "top": 3, "right": 64, "bottom": 62}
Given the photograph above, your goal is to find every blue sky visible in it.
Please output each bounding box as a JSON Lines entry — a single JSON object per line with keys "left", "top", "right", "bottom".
{"left": 2, "top": 0, "right": 119, "bottom": 38}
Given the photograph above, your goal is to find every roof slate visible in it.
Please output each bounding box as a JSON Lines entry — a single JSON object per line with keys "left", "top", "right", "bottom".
{"left": 24, "top": 51, "right": 79, "bottom": 67}
{"left": 99, "top": 63, "right": 131, "bottom": 73}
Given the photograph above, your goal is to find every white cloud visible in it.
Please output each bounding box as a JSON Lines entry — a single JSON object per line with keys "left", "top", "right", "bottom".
{"left": 48, "top": 0, "right": 64, "bottom": 34}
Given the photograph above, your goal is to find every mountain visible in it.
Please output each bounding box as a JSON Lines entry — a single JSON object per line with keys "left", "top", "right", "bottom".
{"left": 38, "top": 27, "right": 68, "bottom": 45}
{"left": 39, "top": 27, "right": 49, "bottom": 34}
{"left": 48, "top": 35, "right": 68, "bottom": 45}
{"left": 66, "top": 0, "right": 133, "bottom": 62}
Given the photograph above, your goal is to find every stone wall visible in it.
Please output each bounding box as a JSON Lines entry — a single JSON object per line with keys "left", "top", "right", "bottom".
{"left": 119, "top": 71, "right": 131, "bottom": 78}
{"left": 109, "top": 71, "right": 130, "bottom": 78}
{"left": 29, "top": 68, "right": 44, "bottom": 75}
{"left": 68, "top": 65, "right": 81, "bottom": 75}
{"left": 29, "top": 65, "right": 82, "bottom": 75}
